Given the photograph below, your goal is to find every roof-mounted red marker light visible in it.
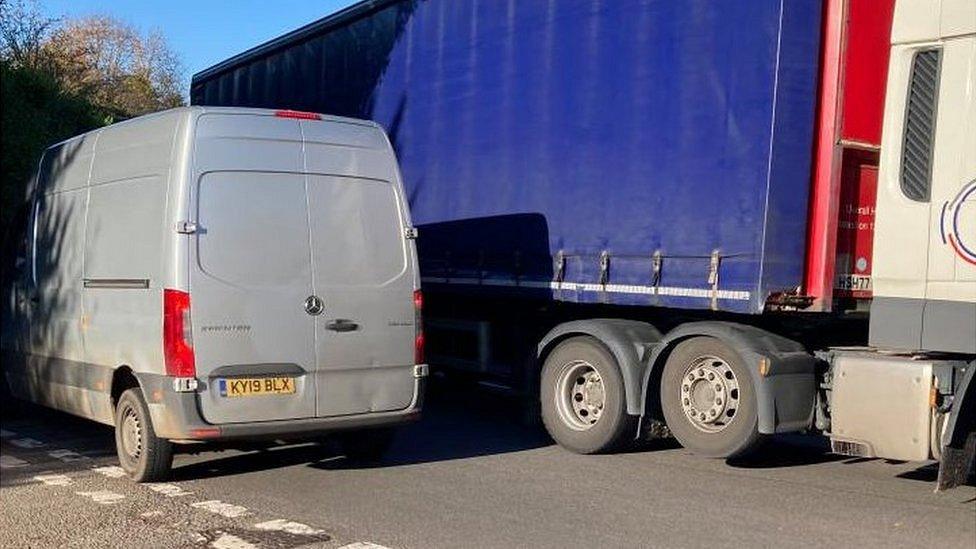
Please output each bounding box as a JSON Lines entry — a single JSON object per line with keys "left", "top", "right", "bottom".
{"left": 274, "top": 109, "right": 322, "bottom": 120}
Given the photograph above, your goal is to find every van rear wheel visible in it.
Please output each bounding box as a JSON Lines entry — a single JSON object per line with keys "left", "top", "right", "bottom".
{"left": 115, "top": 388, "right": 173, "bottom": 482}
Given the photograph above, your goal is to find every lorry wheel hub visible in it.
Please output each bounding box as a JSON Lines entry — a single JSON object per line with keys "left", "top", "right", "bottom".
{"left": 679, "top": 356, "right": 739, "bottom": 433}
{"left": 556, "top": 361, "right": 605, "bottom": 430}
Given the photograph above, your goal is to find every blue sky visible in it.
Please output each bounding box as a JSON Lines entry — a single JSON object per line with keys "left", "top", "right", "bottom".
{"left": 40, "top": 0, "right": 360, "bottom": 82}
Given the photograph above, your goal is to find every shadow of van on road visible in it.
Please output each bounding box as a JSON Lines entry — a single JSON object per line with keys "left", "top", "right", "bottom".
{"left": 0, "top": 401, "right": 117, "bottom": 487}
{"left": 169, "top": 379, "right": 553, "bottom": 482}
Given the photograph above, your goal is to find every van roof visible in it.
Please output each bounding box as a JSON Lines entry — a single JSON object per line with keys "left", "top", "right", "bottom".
{"left": 45, "top": 106, "right": 382, "bottom": 153}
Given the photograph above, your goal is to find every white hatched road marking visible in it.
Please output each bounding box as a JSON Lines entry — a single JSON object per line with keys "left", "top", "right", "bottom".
{"left": 253, "top": 519, "right": 325, "bottom": 536}
{"left": 10, "top": 435, "right": 354, "bottom": 546}
{"left": 210, "top": 532, "right": 257, "bottom": 549}
{"left": 92, "top": 465, "right": 127, "bottom": 478}
{"left": 191, "top": 500, "right": 250, "bottom": 518}
{"left": 33, "top": 474, "right": 73, "bottom": 486}
{"left": 146, "top": 483, "right": 193, "bottom": 497}
{"left": 76, "top": 490, "right": 126, "bottom": 505}
{"left": 10, "top": 437, "right": 45, "bottom": 448}
{"left": 48, "top": 449, "right": 86, "bottom": 462}
{"left": 0, "top": 455, "right": 28, "bottom": 468}
{"left": 0, "top": 429, "right": 16, "bottom": 438}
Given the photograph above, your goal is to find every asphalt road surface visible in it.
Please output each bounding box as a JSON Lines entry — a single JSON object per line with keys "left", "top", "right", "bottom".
{"left": 2, "top": 382, "right": 974, "bottom": 549}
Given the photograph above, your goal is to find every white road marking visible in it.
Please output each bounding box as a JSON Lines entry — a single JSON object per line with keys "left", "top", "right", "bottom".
{"left": 146, "top": 483, "right": 193, "bottom": 497}
{"left": 191, "top": 500, "right": 250, "bottom": 518}
{"left": 92, "top": 465, "right": 127, "bottom": 478}
{"left": 337, "top": 543, "right": 393, "bottom": 549}
{"left": 210, "top": 532, "right": 257, "bottom": 549}
{"left": 253, "top": 519, "right": 325, "bottom": 536}
{"left": 0, "top": 429, "right": 16, "bottom": 438}
{"left": 48, "top": 449, "right": 86, "bottom": 462}
{"left": 76, "top": 490, "right": 125, "bottom": 505}
{"left": 0, "top": 455, "right": 28, "bottom": 468}
{"left": 10, "top": 437, "right": 45, "bottom": 448}
{"left": 33, "top": 474, "right": 73, "bottom": 486}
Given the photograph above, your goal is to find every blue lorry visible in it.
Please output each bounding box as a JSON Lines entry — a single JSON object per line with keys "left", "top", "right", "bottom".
{"left": 192, "top": 0, "right": 976, "bottom": 488}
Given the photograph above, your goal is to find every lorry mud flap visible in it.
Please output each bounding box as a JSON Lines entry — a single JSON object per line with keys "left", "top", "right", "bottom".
{"left": 937, "top": 432, "right": 976, "bottom": 491}
{"left": 936, "top": 362, "right": 976, "bottom": 491}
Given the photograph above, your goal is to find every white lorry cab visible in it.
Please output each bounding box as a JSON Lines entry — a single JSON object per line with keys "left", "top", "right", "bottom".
{"left": 0, "top": 106, "right": 427, "bottom": 481}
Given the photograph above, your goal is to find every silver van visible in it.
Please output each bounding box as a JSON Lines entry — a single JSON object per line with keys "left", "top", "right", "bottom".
{"left": 1, "top": 106, "right": 426, "bottom": 481}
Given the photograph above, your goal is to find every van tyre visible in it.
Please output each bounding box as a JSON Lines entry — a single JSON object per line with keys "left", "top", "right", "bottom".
{"left": 114, "top": 388, "right": 173, "bottom": 482}
{"left": 541, "top": 336, "right": 636, "bottom": 454}
{"left": 339, "top": 427, "right": 396, "bottom": 463}
{"left": 660, "top": 337, "right": 761, "bottom": 459}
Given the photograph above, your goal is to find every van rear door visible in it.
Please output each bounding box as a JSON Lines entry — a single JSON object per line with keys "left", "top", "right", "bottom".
{"left": 303, "top": 123, "right": 417, "bottom": 417}
{"left": 190, "top": 114, "right": 317, "bottom": 424}
{"left": 308, "top": 175, "right": 415, "bottom": 416}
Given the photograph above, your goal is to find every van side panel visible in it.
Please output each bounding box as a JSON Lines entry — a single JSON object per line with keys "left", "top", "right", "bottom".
{"left": 17, "top": 135, "right": 102, "bottom": 419}
{"left": 83, "top": 111, "right": 181, "bottom": 387}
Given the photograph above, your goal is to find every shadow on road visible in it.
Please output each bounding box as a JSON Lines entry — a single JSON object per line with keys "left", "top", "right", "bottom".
{"left": 727, "top": 434, "right": 847, "bottom": 469}
{"left": 0, "top": 402, "right": 116, "bottom": 487}
{"left": 171, "top": 379, "right": 553, "bottom": 481}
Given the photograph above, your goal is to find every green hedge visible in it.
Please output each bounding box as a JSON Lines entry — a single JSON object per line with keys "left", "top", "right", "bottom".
{"left": 0, "top": 60, "right": 108, "bottom": 239}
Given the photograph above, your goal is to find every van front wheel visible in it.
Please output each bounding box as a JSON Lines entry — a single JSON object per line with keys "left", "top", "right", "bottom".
{"left": 115, "top": 388, "right": 173, "bottom": 482}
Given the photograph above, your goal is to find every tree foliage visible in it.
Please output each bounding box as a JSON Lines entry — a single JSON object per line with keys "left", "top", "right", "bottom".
{"left": 45, "top": 14, "right": 184, "bottom": 117}
{"left": 0, "top": 0, "right": 185, "bottom": 240}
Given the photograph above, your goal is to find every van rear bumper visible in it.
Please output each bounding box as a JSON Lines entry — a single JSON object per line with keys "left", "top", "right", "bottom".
{"left": 137, "top": 373, "right": 424, "bottom": 441}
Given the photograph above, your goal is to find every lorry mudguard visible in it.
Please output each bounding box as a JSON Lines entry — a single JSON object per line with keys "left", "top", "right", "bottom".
{"left": 640, "top": 321, "right": 818, "bottom": 435}
{"left": 538, "top": 319, "right": 661, "bottom": 416}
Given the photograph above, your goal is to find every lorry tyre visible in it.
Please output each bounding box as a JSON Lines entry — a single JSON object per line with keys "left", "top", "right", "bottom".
{"left": 660, "top": 337, "right": 761, "bottom": 459}
{"left": 339, "top": 427, "right": 396, "bottom": 463}
{"left": 541, "top": 336, "right": 635, "bottom": 454}
{"left": 114, "top": 388, "right": 173, "bottom": 482}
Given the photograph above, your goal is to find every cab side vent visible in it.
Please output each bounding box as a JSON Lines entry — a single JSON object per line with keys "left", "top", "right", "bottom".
{"left": 900, "top": 49, "right": 941, "bottom": 202}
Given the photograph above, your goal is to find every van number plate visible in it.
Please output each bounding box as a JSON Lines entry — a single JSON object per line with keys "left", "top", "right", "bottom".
{"left": 218, "top": 377, "right": 296, "bottom": 397}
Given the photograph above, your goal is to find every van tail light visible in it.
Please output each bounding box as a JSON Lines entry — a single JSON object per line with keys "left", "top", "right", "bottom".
{"left": 163, "top": 289, "right": 196, "bottom": 378}
{"left": 414, "top": 289, "right": 425, "bottom": 364}
{"left": 274, "top": 109, "right": 321, "bottom": 120}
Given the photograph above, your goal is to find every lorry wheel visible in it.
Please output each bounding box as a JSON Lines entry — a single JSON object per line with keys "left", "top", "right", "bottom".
{"left": 339, "top": 427, "right": 396, "bottom": 463}
{"left": 114, "top": 388, "right": 173, "bottom": 482}
{"left": 660, "top": 337, "right": 760, "bottom": 459}
{"left": 540, "top": 336, "right": 635, "bottom": 454}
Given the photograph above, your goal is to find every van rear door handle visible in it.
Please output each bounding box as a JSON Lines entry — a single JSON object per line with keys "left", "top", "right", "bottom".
{"left": 325, "top": 319, "right": 359, "bottom": 332}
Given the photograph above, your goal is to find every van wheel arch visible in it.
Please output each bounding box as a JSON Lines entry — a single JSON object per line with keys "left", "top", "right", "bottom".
{"left": 111, "top": 366, "right": 141, "bottom": 408}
